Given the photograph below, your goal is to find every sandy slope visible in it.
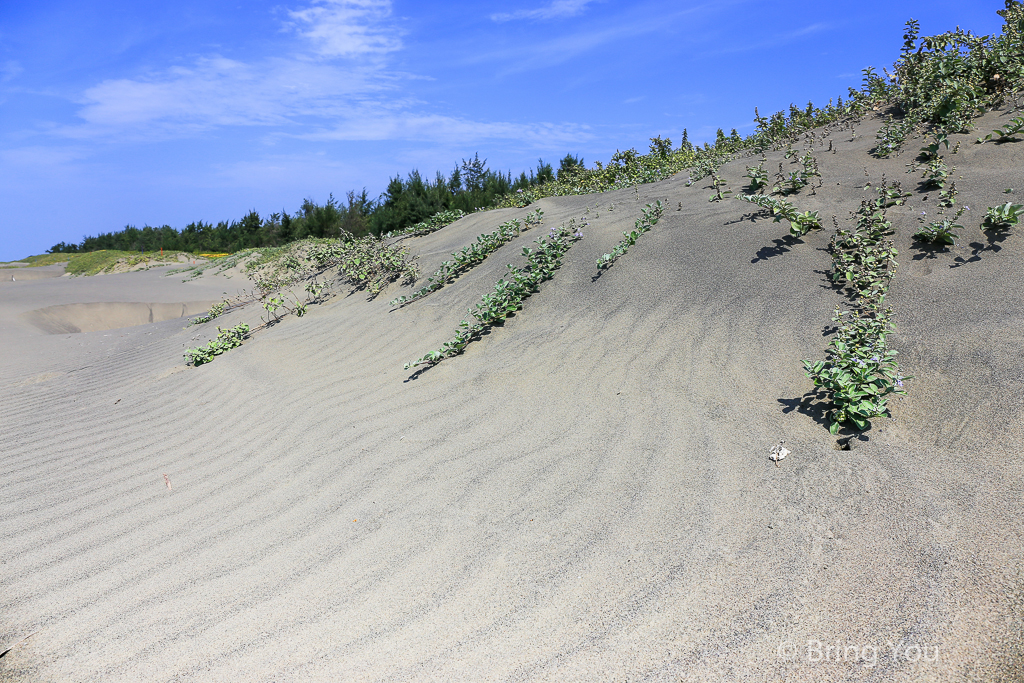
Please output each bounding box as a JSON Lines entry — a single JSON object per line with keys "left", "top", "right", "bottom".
{"left": 1, "top": 110, "right": 1022, "bottom": 682}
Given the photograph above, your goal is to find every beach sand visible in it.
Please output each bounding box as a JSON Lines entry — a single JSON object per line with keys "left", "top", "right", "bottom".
{"left": 1, "top": 110, "right": 1022, "bottom": 681}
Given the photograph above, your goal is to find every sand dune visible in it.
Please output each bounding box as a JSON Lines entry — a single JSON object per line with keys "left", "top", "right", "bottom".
{"left": 0, "top": 265, "right": 66, "bottom": 282}
{"left": 21, "top": 301, "right": 220, "bottom": 335}
{"left": 1, "top": 111, "right": 1022, "bottom": 681}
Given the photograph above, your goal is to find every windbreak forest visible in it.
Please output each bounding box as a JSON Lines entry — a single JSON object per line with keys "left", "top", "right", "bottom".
{"left": 46, "top": 154, "right": 575, "bottom": 255}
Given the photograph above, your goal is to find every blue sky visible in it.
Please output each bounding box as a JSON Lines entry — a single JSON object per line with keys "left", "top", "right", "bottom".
{"left": 0, "top": 0, "right": 1008, "bottom": 260}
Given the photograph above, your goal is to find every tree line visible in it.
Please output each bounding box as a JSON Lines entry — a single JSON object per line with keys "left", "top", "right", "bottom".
{"left": 47, "top": 153, "right": 584, "bottom": 254}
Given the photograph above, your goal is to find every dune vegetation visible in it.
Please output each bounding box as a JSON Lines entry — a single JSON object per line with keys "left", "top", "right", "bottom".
{"left": 178, "top": 1, "right": 1024, "bottom": 439}
{"left": 10, "top": 1, "right": 1024, "bottom": 434}
{"left": 3, "top": 249, "right": 197, "bottom": 275}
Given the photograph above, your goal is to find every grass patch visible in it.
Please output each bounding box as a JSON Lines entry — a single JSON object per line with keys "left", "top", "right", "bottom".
{"left": 1, "top": 253, "right": 72, "bottom": 268}
{"left": 3, "top": 250, "right": 192, "bottom": 274}
{"left": 65, "top": 250, "right": 190, "bottom": 276}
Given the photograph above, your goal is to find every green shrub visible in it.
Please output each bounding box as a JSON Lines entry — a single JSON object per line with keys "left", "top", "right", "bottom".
{"left": 738, "top": 194, "right": 822, "bottom": 237}
{"left": 596, "top": 202, "right": 664, "bottom": 269}
{"left": 914, "top": 208, "right": 966, "bottom": 245}
{"left": 383, "top": 209, "right": 466, "bottom": 239}
{"left": 803, "top": 308, "right": 907, "bottom": 433}
{"left": 308, "top": 236, "right": 418, "bottom": 296}
{"left": 188, "top": 301, "right": 229, "bottom": 326}
{"left": 744, "top": 162, "right": 769, "bottom": 193}
{"left": 707, "top": 174, "right": 732, "bottom": 202}
{"left": 184, "top": 324, "right": 250, "bottom": 366}
{"left": 405, "top": 222, "right": 584, "bottom": 369}
{"left": 390, "top": 214, "right": 543, "bottom": 307}
{"left": 983, "top": 201, "right": 1024, "bottom": 228}
{"left": 805, "top": 184, "right": 907, "bottom": 434}
{"left": 977, "top": 116, "right": 1024, "bottom": 143}
{"left": 881, "top": 5, "right": 1024, "bottom": 132}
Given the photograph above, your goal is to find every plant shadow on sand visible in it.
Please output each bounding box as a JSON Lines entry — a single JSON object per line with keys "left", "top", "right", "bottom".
{"left": 950, "top": 229, "right": 1012, "bottom": 268}
{"left": 778, "top": 391, "right": 875, "bottom": 444}
{"left": 750, "top": 234, "right": 804, "bottom": 263}
{"left": 778, "top": 391, "right": 833, "bottom": 430}
{"left": 813, "top": 267, "right": 844, "bottom": 292}
{"left": 910, "top": 241, "right": 950, "bottom": 261}
{"left": 403, "top": 326, "right": 500, "bottom": 382}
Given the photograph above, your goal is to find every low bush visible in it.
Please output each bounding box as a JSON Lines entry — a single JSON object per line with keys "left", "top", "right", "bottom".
{"left": 596, "top": 202, "right": 664, "bottom": 269}
{"left": 977, "top": 116, "right": 1024, "bottom": 143}
{"left": 383, "top": 209, "right": 466, "bottom": 239}
{"left": 864, "top": 4, "right": 1024, "bottom": 134}
{"left": 188, "top": 301, "right": 229, "bottom": 326}
{"left": 745, "top": 161, "right": 769, "bottom": 193}
{"left": 805, "top": 184, "right": 907, "bottom": 434}
{"left": 803, "top": 307, "right": 907, "bottom": 433}
{"left": 983, "top": 201, "right": 1024, "bottom": 228}
{"left": 405, "top": 222, "right": 584, "bottom": 369}
{"left": 914, "top": 207, "right": 967, "bottom": 245}
{"left": 390, "top": 213, "right": 544, "bottom": 307}
{"left": 184, "top": 324, "right": 250, "bottom": 366}
{"left": 308, "top": 237, "right": 418, "bottom": 296}
{"left": 738, "top": 195, "right": 822, "bottom": 237}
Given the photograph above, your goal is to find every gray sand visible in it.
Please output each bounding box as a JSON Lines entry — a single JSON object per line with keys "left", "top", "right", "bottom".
{"left": 1, "top": 110, "right": 1022, "bottom": 681}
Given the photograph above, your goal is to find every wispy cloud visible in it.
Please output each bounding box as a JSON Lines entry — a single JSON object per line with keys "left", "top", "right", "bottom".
{"left": 1, "top": 145, "right": 90, "bottom": 168}
{"left": 472, "top": 19, "right": 651, "bottom": 74}
{"left": 491, "top": 0, "right": 599, "bottom": 22}
{"left": 709, "top": 22, "right": 830, "bottom": 54}
{"left": 60, "top": 1, "right": 405, "bottom": 139}
{"left": 70, "top": 56, "right": 385, "bottom": 136}
{"left": 1, "top": 61, "right": 23, "bottom": 83}
{"left": 475, "top": 1, "right": 727, "bottom": 74}
{"left": 286, "top": 0, "right": 401, "bottom": 57}
{"left": 301, "top": 113, "right": 592, "bottom": 146}
{"left": 65, "top": 52, "right": 585, "bottom": 147}
{"left": 52, "top": 0, "right": 585, "bottom": 147}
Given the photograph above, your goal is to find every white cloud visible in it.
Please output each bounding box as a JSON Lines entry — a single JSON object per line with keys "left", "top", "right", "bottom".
{"left": 71, "top": 56, "right": 384, "bottom": 135}
{"left": 491, "top": 0, "right": 598, "bottom": 22}
{"left": 66, "top": 54, "right": 585, "bottom": 148}
{"left": 58, "top": 0, "right": 407, "bottom": 139}
{"left": 287, "top": 0, "right": 401, "bottom": 57}
{"left": 42, "top": 0, "right": 590, "bottom": 150}
{"left": 473, "top": 16, "right": 651, "bottom": 73}
{"left": 302, "top": 113, "right": 592, "bottom": 146}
